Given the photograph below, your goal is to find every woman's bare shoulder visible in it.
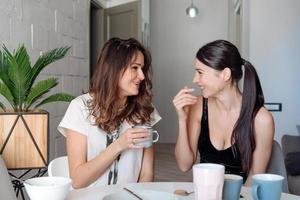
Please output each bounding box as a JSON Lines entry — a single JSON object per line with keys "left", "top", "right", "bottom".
{"left": 255, "top": 107, "right": 274, "bottom": 125}
{"left": 254, "top": 107, "right": 275, "bottom": 138}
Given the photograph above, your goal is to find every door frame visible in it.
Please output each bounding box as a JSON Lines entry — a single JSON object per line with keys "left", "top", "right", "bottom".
{"left": 90, "top": 0, "right": 105, "bottom": 79}
{"left": 104, "top": 0, "right": 141, "bottom": 41}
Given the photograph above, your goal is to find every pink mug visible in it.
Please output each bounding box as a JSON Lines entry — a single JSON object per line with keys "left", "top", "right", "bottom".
{"left": 193, "top": 163, "right": 225, "bottom": 200}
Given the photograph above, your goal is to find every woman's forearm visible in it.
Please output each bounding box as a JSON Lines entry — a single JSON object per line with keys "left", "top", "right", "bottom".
{"left": 138, "top": 171, "right": 154, "bottom": 182}
{"left": 138, "top": 147, "right": 154, "bottom": 182}
{"left": 175, "top": 119, "right": 195, "bottom": 172}
{"left": 71, "top": 141, "right": 122, "bottom": 188}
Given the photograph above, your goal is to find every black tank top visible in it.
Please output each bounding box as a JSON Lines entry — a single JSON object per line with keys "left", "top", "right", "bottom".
{"left": 198, "top": 98, "right": 247, "bottom": 182}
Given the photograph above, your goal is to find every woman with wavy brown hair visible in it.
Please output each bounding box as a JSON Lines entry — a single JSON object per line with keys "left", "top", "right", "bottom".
{"left": 58, "top": 38, "right": 161, "bottom": 188}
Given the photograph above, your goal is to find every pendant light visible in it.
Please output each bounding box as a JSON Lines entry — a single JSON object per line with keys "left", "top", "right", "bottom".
{"left": 186, "top": 0, "right": 199, "bottom": 18}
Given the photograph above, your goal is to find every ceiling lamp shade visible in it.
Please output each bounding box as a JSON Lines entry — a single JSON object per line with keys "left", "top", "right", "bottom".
{"left": 186, "top": 0, "right": 199, "bottom": 18}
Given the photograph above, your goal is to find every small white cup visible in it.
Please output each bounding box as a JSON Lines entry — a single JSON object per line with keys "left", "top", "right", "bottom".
{"left": 193, "top": 163, "right": 225, "bottom": 200}
{"left": 133, "top": 125, "right": 159, "bottom": 148}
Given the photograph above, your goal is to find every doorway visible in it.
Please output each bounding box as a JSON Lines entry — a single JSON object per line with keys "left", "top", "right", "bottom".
{"left": 90, "top": 0, "right": 104, "bottom": 79}
{"left": 104, "top": 1, "right": 141, "bottom": 41}
{"left": 89, "top": 0, "right": 141, "bottom": 79}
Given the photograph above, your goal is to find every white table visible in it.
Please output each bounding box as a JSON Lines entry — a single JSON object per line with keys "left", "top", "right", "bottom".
{"left": 66, "top": 182, "right": 300, "bottom": 200}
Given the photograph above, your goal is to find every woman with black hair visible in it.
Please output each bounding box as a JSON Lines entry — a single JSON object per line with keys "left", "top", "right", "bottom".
{"left": 173, "top": 40, "right": 274, "bottom": 185}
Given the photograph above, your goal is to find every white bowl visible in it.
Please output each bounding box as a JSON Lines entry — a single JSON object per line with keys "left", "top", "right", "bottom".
{"left": 24, "top": 176, "right": 72, "bottom": 200}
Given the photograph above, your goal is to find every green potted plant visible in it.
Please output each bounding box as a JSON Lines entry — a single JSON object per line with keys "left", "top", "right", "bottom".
{"left": 0, "top": 45, "right": 74, "bottom": 169}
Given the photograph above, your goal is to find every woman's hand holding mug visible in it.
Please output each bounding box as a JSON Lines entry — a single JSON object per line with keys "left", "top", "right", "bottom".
{"left": 116, "top": 127, "right": 149, "bottom": 151}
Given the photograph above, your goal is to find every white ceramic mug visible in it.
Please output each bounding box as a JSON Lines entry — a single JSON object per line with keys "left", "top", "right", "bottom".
{"left": 193, "top": 163, "right": 225, "bottom": 200}
{"left": 133, "top": 125, "right": 159, "bottom": 148}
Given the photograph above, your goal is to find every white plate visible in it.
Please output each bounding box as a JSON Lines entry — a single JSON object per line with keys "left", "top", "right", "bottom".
{"left": 103, "top": 189, "right": 191, "bottom": 200}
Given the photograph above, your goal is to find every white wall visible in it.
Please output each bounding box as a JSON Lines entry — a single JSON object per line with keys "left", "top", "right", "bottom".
{"left": 248, "top": 0, "right": 300, "bottom": 141}
{"left": 0, "top": 0, "right": 90, "bottom": 160}
{"left": 95, "top": 0, "right": 106, "bottom": 7}
{"left": 150, "top": 0, "right": 229, "bottom": 143}
{"left": 106, "top": 0, "right": 136, "bottom": 7}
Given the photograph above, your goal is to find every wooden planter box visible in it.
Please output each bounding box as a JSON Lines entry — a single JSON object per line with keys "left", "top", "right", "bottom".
{"left": 0, "top": 110, "right": 49, "bottom": 169}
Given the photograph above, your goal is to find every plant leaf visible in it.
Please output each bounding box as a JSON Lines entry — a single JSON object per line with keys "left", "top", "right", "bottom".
{"left": 0, "top": 101, "right": 6, "bottom": 111}
{"left": 0, "top": 49, "right": 16, "bottom": 109}
{"left": 3, "top": 45, "right": 32, "bottom": 110}
{"left": 0, "top": 82, "right": 14, "bottom": 108}
{"left": 25, "top": 78, "right": 59, "bottom": 110}
{"left": 34, "top": 93, "right": 75, "bottom": 108}
{"left": 0, "top": 49, "right": 8, "bottom": 79}
{"left": 29, "top": 47, "right": 70, "bottom": 89}
{"left": 0, "top": 49, "right": 8, "bottom": 74}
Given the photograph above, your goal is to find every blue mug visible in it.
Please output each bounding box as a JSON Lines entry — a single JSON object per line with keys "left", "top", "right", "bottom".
{"left": 252, "top": 174, "right": 284, "bottom": 200}
{"left": 222, "top": 174, "right": 243, "bottom": 200}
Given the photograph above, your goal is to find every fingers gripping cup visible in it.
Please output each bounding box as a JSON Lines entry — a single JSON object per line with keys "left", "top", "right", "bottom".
{"left": 133, "top": 125, "right": 159, "bottom": 148}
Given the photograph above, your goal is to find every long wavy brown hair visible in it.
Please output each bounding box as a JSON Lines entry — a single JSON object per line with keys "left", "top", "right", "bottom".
{"left": 88, "top": 38, "right": 154, "bottom": 133}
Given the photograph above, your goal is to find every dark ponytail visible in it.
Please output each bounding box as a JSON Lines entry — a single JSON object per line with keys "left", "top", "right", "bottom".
{"left": 196, "top": 40, "right": 265, "bottom": 174}
{"left": 232, "top": 59, "right": 264, "bottom": 173}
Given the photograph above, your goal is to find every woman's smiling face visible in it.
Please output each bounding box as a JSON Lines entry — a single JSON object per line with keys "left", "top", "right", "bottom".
{"left": 118, "top": 50, "right": 145, "bottom": 99}
{"left": 193, "top": 58, "right": 225, "bottom": 98}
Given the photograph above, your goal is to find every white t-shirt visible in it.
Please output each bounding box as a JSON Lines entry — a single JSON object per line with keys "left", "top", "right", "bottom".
{"left": 58, "top": 93, "right": 161, "bottom": 187}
